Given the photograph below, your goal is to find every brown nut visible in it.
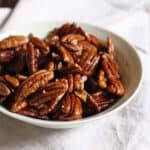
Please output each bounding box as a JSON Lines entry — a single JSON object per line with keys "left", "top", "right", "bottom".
{"left": 107, "top": 36, "right": 114, "bottom": 57}
{"left": 74, "top": 74, "right": 84, "bottom": 90}
{"left": 0, "top": 81, "right": 11, "bottom": 96}
{"left": 26, "top": 43, "right": 38, "bottom": 74}
{"left": 4, "top": 75, "right": 20, "bottom": 87}
{"left": 58, "top": 93, "right": 83, "bottom": 121}
{"left": 11, "top": 99, "right": 28, "bottom": 112}
{"left": 15, "top": 70, "right": 54, "bottom": 102}
{"left": 87, "top": 92, "right": 115, "bottom": 112}
{"left": 57, "top": 45, "right": 74, "bottom": 64}
{"left": 29, "top": 79, "right": 68, "bottom": 107}
{"left": 74, "top": 90, "right": 87, "bottom": 102}
{"left": 0, "top": 50, "right": 15, "bottom": 63}
{"left": 98, "top": 70, "right": 107, "bottom": 89}
{"left": 107, "top": 80, "right": 125, "bottom": 96}
{"left": 61, "top": 34, "right": 85, "bottom": 52}
{"left": 67, "top": 74, "right": 73, "bottom": 93}
{"left": 29, "top": 34, "right": 50, "bottom": 55}
{"left": 0, "top": 36, "right": 28, "bottom": 49}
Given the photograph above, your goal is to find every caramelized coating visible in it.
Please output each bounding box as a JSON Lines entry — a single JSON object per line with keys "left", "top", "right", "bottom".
{"left": 0, "top": 23, "right": 125, "bottom": 121}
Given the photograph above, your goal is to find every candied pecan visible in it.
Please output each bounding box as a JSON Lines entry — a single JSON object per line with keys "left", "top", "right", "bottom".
{"left": 58, "top": 93, "right": 83, "bottom": 120}
{"left": 57, "top": 23, "right": 89, "bottom": 39}
{"left": 11, "top": 99, "right": 28, "bottom": 112}
{"left": 16, "top": 74, "right": 27, "bottom": 81}
{"left": 29, "top": 79, "right": 68, "bottom": 107}
{"left": 74, "top": 74, "right": 84, "bottom": 90}
{"left": 47, "top": 35, "right": 59, "bottom": 46}
{"left": 107, "top": 36, "right": 114, "bottom": 57}
{"left": 26, "top": 43, "right": 38, "bottom": 74}
{"left": 18, "top": 108, "right": 48, "bottom": 119}
{"left": 15, "top": 70, "right": 54, "bottom": 102}
{"left": 61, "top": 34, "right": 85, "bottom": 52}
{"left": 67, "top": 74, "right": 73, "bottom": 92}
{"left": 87, "top": 92, "right": 115, "bottom": 112}
{"left": 29, "top": 34, "right": 50, "bottom": 55}
{"left": 78, "top": 42, "right": 99, "bottom": 75}
{"left": 4, "top": 75, "right": 19, "bottom": 87}
{"left": 74, "top": 90, "right": 87, "bottom": 102}
{"left": 88, "top": 34, "right": 105, "bottom": 49}
{"left": 107, "top": 80, "right": 125, "bottom": 96}
{"left": 98, "top": 70, "right": 107, "bottom": 89}
{"left": 0, "top": 50, "right": 15, "bottom": 63}
{"left": 0, "top": 36, "right": 28, "bottom": 49}
{"left": 102, "top": 53, "right": 119, "bottom": 81}
{"left": 57, "top": 45, "right": 74, "bottom": 64}
{"left": 39, "top": 99, "right": 60, "bottom": 115}
{"left": 58, "top": 63, "right": 82, "bottom": 75}
{"left": 0, "top": 81, "right": 11, "bottom": 96}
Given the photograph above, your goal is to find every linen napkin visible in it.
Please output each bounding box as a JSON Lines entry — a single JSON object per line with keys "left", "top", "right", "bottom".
{"left": 0, "top": 1, "right": 150, "bottom": 150}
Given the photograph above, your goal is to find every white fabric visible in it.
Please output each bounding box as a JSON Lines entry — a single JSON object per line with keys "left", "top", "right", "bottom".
{"left": 0, "top": 0, "right": 150, "bottom": 150}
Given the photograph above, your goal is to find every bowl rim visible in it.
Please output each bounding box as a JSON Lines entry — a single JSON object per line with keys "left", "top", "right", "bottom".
{"left": 0, "top": 21, "right": 143, "bottom": 128}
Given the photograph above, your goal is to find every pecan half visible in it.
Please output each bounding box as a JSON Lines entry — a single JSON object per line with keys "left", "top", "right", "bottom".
{"left": 98, "top": 70, "right": 107, "bottom": 89}
{"left": 15, "top": 70, "right": 54, "bottom": 102}
{"left": 4, "top": 75, "right": 19, "bottom": 87}
{"left": 74, "top": 90, "right": 87, "bottom": 102}
{"left": 18, "top": 108, "right": 48, "bottom": 119}
{"left": 58, "top": 93, "right": 83, "bottom": 121}
{"left": 102, "top": 53, "right": 119, "bottom": 81}
{"left": 0, "top": 36, "right": 28, "bottom": 49}
{"left": 87, "top": 91, "right": 115, "bottom": 112}
{"left": 67, "top": 74, "right": 73, "bottom": 93}
{"left": 39, "top": 99, "right": 60, "bottom": 115}
{"left": 107, "top": 37, "right": 114, "bottom": 57}
{"left": 74, "top": 74, "right": 84, "bottom": 90}
{"left": 0, "top": 81, "right": 11, "bottom": 96}
{"left": 26, "top": 43, "right": 38, "bottom": 74}
{"left": 0, "top": 50, "right": 15, "bottom": 63}
{"left": 57, "top": 45, "right": 74, "bottom": 64}
{"left": 61, "top": 34, "right": 85, "bottom": 52}
{"left": 11, "top": 99, "right": 28, "bottom": 112}
{"left": 107, "top": 80, "right": 125, "bottom": 96}
{"left": 29, "top": 79, "right": 68, "bottom": 107}
{"left": 29, "top": 34, "right": 50, "bottom": 55}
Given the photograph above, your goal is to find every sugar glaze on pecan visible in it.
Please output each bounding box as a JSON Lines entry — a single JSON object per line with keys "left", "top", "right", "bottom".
{"left": 0, "top": 23, "right": 125, "bottom": 121}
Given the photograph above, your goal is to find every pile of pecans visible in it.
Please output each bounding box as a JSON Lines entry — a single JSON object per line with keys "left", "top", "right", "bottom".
{"left": 0, "top": 23, "right": 125, "bottom": 121}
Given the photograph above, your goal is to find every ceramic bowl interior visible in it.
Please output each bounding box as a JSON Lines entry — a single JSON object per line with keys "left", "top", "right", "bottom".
{"left": 0, "top": 21, "right": 143, "bottom": 128}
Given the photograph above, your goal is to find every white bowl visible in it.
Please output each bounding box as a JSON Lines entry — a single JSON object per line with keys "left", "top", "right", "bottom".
{"left": 0, "top": 21, "right": 143, "bottom": 129}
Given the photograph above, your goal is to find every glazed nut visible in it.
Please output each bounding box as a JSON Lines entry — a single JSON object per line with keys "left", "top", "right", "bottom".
{"left": 26, "top": 43, "right": 38, "bottom": 74}
{"left": 107, "top": 36, "right": 114, "bottom": 57}
{"left": 15, "top": 70, "right": 54, "bottom": 102}
{"left": 98, "top": 70, "right": 107, "bottom": 89}
{"left": 74, "top": 74, "right": 84, "bottom": 90}
{"left": 29, "top": 34, "right": 50, "bottom": 55}
{"left": 11, "top": 99, "right": 28, "bottom": 112}
{"left": 4, "top": 75, "right": 20, "bottom": 87}
{"left": 0, "top": 81, "right": 11, "bottom": 96}
{"left": 107, "top": 80, "right": 125, "bottom": 96}
{"left": 67, "top": 74, "right": 73, "bottom": 93}
{"left": 74, "top": 90, "right": 87, "bottom": 102}
{"left": 0, "top": 50, "right": 15, "bottom": 63}
{"left": 0, "top": 36, "right": 28, "bottom": 49}
{"left": 57, "top": 45, "right": 74, "bottom": 64}
{"left": 16, "top": 74, "right": 27, "bottom": 81}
